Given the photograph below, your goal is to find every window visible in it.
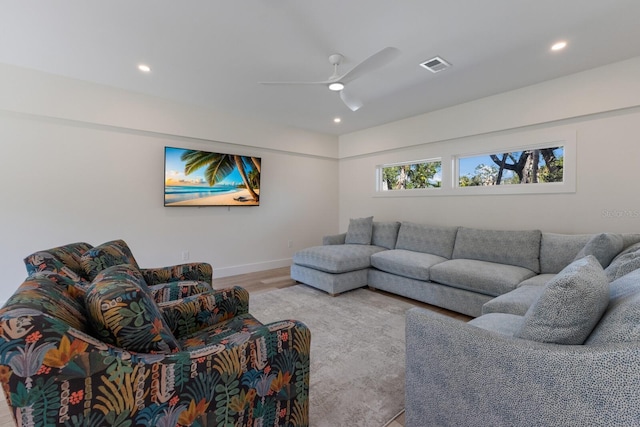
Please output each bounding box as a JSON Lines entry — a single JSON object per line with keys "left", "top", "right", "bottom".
{"left": 458, "top": 146, "right": 564, "bottom": 187}
{"left": 378, "top": 159, "right": 441, "bottom": 191}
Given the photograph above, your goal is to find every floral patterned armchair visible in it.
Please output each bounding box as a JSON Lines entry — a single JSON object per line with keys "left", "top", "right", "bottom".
{"left": 23, "top": 239, "right": 214, "bottom": 303}
{"left": 0, "top": 264, "right": 311, "bottom": 426}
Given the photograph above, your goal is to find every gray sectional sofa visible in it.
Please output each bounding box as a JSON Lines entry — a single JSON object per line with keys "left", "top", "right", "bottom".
{"left": 293, "top": 217, "right": 640, "bottom": 425}
{"left": 405, "top": 254, "right": 640, "bottom": 426}
{"left": 291, "top": 217, "right": 640, "bottom": 317}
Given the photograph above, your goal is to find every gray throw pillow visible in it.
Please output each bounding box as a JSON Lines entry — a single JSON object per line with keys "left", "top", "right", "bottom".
{"left": 574, "top": 233, "right": 624, "bottom": 268}
{"left": 345, "top": 216, "right": 374, "bottom": 245}
{"left": 516, "top": 255, "right": 609, "bottom": 345}
{"left": 605, "top": 251, "right": 640, "bottom": 281}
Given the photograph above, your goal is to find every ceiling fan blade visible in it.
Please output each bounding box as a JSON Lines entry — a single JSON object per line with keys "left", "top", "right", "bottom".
{"left": 259, "top": 80, "right": 331, "bottom": 86}
{"left": 340, "top": 90, "right": 363, "bottom": 112}
{"left": 338, "top": 47, "right": 400, "bottom": 83}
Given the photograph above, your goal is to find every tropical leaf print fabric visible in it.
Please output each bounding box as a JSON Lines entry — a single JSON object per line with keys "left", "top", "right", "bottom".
{"left": 80, "top": 239, "right": 141, "bottom": 281}
{"left": 141, "top": 263, "right": 213, "bottom": 286}
{"left": 23, "top": 242, "right": 94, "bottom": 282}
{"left": 149, "top": 280, "right": 213, "bottom": 303}
{"left": 159, "top": 286, "right": 249, "bottom": 338}
{"left": 3, "top": 257, "right": 310, "bottom": 426}
{"left": 85, "top": 264, "right": 181, "bottom": 354}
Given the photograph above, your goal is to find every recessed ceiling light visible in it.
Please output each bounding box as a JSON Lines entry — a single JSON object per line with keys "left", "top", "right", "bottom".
{"left": 138, "top": 64, "right": 151, "bottom": 73}
{"left": 333, "top": 117, "right": 341, "bottom": 123}
{"left": 328, "top": 82, "right": 344, "bottom": 91}
{"left": 551, "top": 41, "right": 567, "bottom": 51}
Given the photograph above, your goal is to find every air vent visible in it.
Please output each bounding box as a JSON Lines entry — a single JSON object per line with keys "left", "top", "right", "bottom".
{"left": 419, "top": 56, "right": 451, "bottom": 73}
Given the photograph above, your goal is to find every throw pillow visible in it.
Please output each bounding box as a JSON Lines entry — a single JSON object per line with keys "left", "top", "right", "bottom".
{"left": 81, "top": 239, "right": 140, "bottom": 281}
{"left": 345, "top": 216, "right": 374, "bottom": 245}
{"left": 516, "top": 255, "right": 609, "bottom": 345}
{"left": 574, "top": 233, "right": 624, "bottom": 268}
{"left": 85, "top": 264, "right": 180, "bottom": 354}
{"left": 605, "top": 251, "right": 640, "bottom": 281}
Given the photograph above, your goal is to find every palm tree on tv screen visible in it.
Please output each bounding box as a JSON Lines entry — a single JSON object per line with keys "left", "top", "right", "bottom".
{"left": 181, "top": 150, "right": 260, "bottom": 202}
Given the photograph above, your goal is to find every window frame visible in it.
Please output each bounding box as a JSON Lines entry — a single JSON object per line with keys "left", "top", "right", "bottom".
{"left": 373, "top": 130, "right": 576, "bottom": 197}
{"left": 375, "top": 157, "right": 443, "bottom": 196}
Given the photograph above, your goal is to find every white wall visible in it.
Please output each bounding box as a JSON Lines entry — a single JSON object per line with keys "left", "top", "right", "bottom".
{"left": 338, "top": 56, "right": 640, "bottom": 234}
{"left": 0, "top": 64, "right": 339, "bottom": 299}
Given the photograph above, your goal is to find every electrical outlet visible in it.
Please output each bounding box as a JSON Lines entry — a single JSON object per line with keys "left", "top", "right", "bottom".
{"left": 181, "top": 251, "right": 190, "bottom": 261}
{"left": 288, "top": 240, "right": 293, "bottom": 248}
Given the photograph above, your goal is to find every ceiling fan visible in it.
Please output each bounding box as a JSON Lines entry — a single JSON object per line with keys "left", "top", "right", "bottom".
{"left": 260, "top": 47, "right": 400, "bottom": 112}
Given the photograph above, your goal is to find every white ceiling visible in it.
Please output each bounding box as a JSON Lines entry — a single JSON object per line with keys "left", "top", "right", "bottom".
{"left": 2, "top": 1, "right": 640, "bottom": 136}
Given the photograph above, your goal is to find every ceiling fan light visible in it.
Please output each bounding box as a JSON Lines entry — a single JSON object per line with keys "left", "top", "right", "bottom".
{"left": 328, "top": 82, "right": 344, "bottom": 91}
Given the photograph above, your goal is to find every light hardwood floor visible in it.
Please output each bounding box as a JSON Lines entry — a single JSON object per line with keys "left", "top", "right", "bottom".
{"left": 0, "top": 267, "right": 470, "bottom": 426}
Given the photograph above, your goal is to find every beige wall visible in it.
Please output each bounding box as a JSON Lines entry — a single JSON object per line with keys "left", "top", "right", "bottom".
{"left": 0, "top": 64, "right": 339, "bottom": 297}
{"left": 338, "top": 56, "right": 640, "bottom": 234}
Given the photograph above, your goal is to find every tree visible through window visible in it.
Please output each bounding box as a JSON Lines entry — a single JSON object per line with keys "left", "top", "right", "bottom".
{"left": 380, "top": 160, "right": 441, "bottom": 190}
{"left": 458, "top": 146, "right": 564, "bottom": 187}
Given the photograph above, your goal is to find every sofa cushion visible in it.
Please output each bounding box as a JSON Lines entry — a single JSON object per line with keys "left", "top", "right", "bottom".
{"left": 371, "top": 221, "right": 401, "bottom": 249}
{"left": 586, "top": 268, "right": 640, "bottom": 345}
{"left": 481, "top": 285, "right": 546, "bottom": 316}
{"left": 395, "top": 222, "right": 458, "bottom": 258}
{"left": 469, "top": 313, "right": 525, "bottom": 337}
{"left": 345, "top": 216, "right": 374, "bottom": 245}
{"left": 604, "top": 251, "right": 640, "bottom": 281}
{"left": 452, "top": 227, "right": 541, "bottom": 273}
{"left": 23, "top": 241, "right": 94, "bottom": 281}
{"left": 370, "top": 249, "right": 447, "bottom": 281}
{"left": 85, "top": 264, "right": 180, "bottom": 354}
{"left": 517, "top": 273, "right": 555, "bottom": 288}
{"left": 81, "top": 239, "right": 140, "bottom": 281}
{"left": 429, "top": 259, "right": 536, "bottom": 297}
{"left": 516, "top": 256, "right": 608, "bottom": 345}
{"left": 539, "top": 233, "right": 592, "bottom": 274}
{"left": 574, "top": 233, "right": 624, "bottom": 268}
{"left": 293, "top": 244, "right": 385, "bottom": 273}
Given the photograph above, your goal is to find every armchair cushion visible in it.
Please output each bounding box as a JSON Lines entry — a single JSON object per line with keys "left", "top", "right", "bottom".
{"left": 85, "top": 264, "right": 180, "bottom": 354}
{"left": 516, "top": 255, "right": 609, "bottom": 345}
{"left": 159, "top": 286, "right": 250, "bottom": 338}
{"left": 148, "top": 280, "right": 213, "bottom": 303}
{"left": 81, "top": 239, "right": 140, "bottom": 280}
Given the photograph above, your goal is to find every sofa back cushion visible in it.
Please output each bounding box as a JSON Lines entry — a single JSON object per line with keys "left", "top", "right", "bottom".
{"left": 85, "top": 264, "right": 180, "bottom": 354}
{"left": 1, "top": 276, "right": 89, "bottom": 333}
{"left": 516, "top": 255, "right": 609, "bottom": 345}
{"left": 539, "top": 233, "right": 592, "bottom": 274}
{"left": 452, "top": 227, "right": 541, "bottom": 273}
{"left": 395, "top": 222, "right": 458, "bottom": 258}
{"left": 23, "top": 242, "right": 94, "bottom": 282}
{"left": 81, "top": 239, "right": 140, "bottom": 281}
{"left": 371, "top": 221, "right": 401, "bottom": 249}
{"left": 586, "top": 268, "right": 640, "bottom": 345}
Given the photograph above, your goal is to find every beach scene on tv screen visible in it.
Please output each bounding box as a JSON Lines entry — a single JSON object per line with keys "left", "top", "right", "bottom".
{"left": 164, "top": 147, "right": 260, "bottom": 206}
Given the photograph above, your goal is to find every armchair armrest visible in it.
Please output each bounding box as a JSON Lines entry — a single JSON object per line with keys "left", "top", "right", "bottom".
{"left": 0, "top": 309, "right": 310, "bottom": 426}
{"left": 140, "top": 262, "right": 213, "bottom": 285}
{"left": 405, "top": 308, "right": 640, "bottom": 427}
{"left": 158, "top": 286, "right": 249, "bottom": 338}
{"left": 323, "top": 233, "right": 346, "bottom": 245}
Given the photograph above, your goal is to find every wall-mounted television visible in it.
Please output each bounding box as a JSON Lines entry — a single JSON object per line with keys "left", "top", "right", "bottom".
{"left": 164, "top": 146, "right": 261, "bottom": 206}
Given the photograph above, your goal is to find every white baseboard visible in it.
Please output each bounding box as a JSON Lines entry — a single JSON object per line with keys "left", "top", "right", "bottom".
{"left": 213, "top": 258, "right": 292, "bottom": 279}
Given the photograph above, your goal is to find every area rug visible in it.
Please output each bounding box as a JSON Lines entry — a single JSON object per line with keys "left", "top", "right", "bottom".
{"left": 250, "top": 285, "right": 416, "bottom": 427}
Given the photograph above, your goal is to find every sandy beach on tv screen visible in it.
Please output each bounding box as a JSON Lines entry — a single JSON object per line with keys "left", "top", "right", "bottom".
{"left": 166, "top": 188, "right": 259, "bottom": 206}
